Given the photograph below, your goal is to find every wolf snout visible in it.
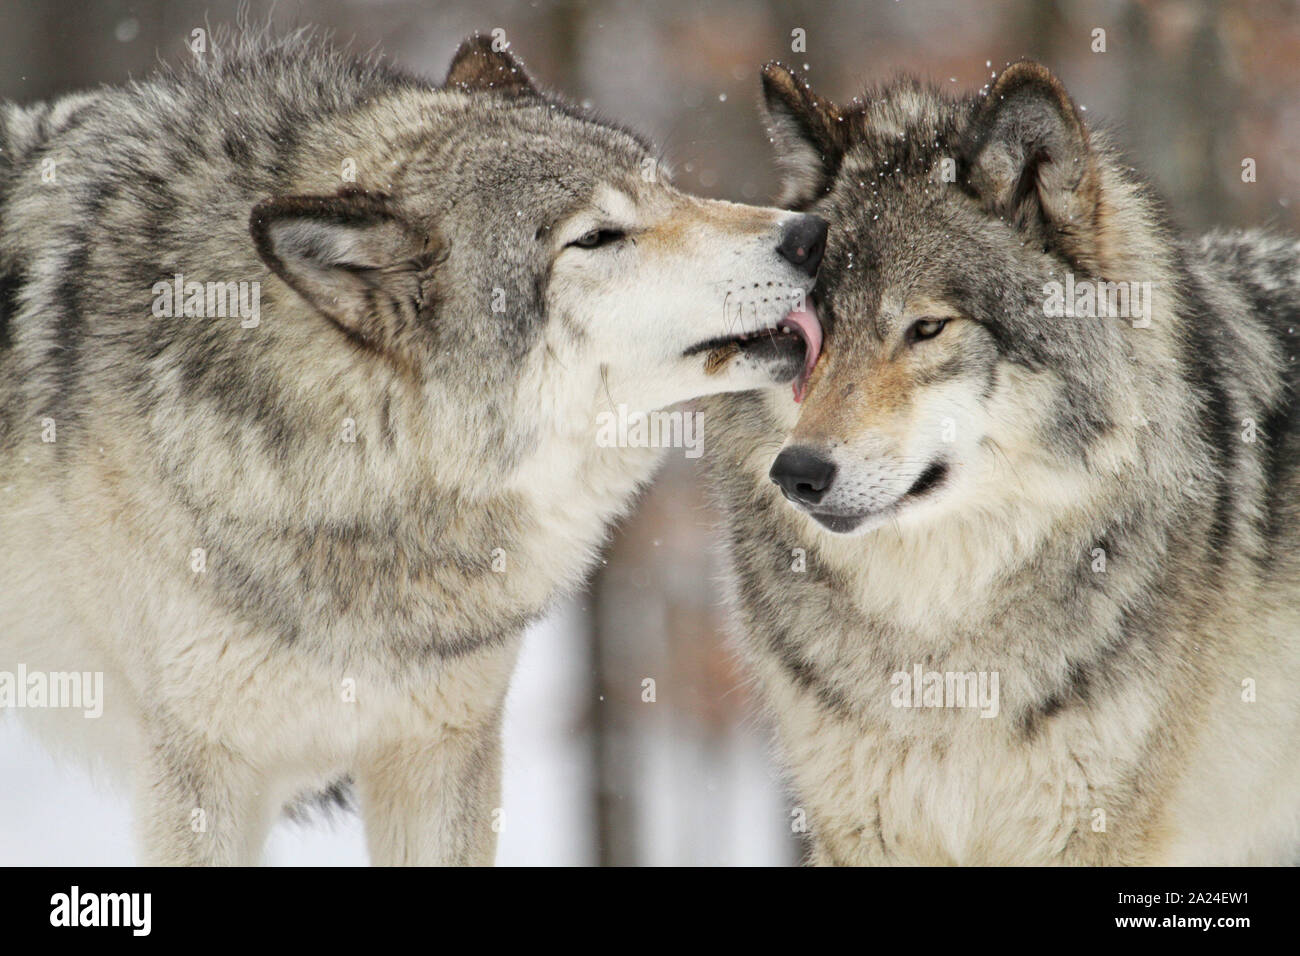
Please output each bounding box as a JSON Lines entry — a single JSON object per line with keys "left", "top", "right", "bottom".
{"left": 769, "top": 445, "right": 837, "bottom": 506}
{"left": 776, "top": 215, "right": 828, "bottom": 277}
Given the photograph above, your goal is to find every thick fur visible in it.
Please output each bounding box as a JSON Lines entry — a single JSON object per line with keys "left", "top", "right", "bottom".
{"left": 0, "top": 30, "right": 817, "bottom": 865}
{"left": 704, "top": 61, "right": 1300, "bottom": 865}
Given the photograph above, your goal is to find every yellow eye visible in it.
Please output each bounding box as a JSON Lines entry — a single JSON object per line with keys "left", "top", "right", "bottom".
{"left": 909, "top": 318, "right": 948, "bottom": 342}
{"left": 569, "top": 228, "right": 626, "bottom": 249}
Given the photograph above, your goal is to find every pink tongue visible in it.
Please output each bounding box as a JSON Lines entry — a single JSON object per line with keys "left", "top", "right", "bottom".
{"left": 778, "top": 304, "right": 823, "bottom": 403}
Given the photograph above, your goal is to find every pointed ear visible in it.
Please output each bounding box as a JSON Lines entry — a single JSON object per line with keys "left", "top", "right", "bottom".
{"left": 445, "top": 34, "right": 537, "bottom": 95}
{"left": 250, "top": 189, "right": 439, "bottom": 353}
{"left": 760, "top": 62, "right": 845, "bottom": 208}
{"left": 961, "top": 61, "right": 1101, "bottom": 266}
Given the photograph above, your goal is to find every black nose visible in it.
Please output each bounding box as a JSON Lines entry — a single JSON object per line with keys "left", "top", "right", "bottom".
{"left": 776, "top": 214, "right": 828, "bottom": 277}
{"left": 769, "top": 446, "right": 837, "bottom": 506}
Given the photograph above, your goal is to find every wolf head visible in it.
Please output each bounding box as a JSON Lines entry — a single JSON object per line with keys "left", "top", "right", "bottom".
{"left": 249, "top": 36, "right": 825, "bottom": 462}
{"left": 758, "top": 61, "right": 1175, "bottom": 536}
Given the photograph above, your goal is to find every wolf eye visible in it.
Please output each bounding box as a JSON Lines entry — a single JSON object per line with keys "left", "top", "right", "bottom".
{"left": 908, "top": 318, "right": 948, "bottom": 343}
{"left": 569, "top": 228, "right": 626, "bottom": 249}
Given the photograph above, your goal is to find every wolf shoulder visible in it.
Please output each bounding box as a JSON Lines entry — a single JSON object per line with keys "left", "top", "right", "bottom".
{"left": 1192, "top": 228, "right": 1300, "bottom": 472}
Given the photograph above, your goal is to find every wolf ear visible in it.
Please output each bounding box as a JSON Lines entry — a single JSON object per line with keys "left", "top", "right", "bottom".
{"left": 761, "top": 62, "right": 845, "bottom": 208}
{"left": 961, "top": 61, "right": 1101, "bottom": 266}
{"left": 445, "top": 34, "right": 537, "bottom": 95}
{"left": 250, "top": 189, "right": 437, "bottom": 352}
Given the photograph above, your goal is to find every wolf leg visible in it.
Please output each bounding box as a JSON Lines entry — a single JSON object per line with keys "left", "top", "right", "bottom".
{"left": 133, "top": 727, "right": 275, "bottom": 866}
{"left": 357, "top": 715, "right": 504, "bottom": 866}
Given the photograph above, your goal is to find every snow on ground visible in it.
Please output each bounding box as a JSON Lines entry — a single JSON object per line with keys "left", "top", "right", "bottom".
{"left": 0, "top": 604, "right": 603, "bottom": 865}
{"left": 0, "top": 599, "right": 787, "bottom": 865}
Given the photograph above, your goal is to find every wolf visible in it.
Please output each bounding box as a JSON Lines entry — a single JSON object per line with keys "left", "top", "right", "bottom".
{"left": 704, "top": 60, "right": 1300, "bottom": 864}
{"left": 0, "top": 30, "right": 826, "bottom": 865}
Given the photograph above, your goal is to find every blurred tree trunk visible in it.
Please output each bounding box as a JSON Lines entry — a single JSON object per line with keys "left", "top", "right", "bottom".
{"left": 1009, "top": 0, "right": 1067, "bottom": 63}
{"left": 1120, "top": 0, "right": 1233, "bottom": 230}
{"left": 587, "top": 559, "right": 637, "bottom": 867}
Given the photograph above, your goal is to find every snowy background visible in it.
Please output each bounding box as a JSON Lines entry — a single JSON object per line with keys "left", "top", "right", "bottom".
{"left": 1, "top": 604, "right": 794, "bottom": 866}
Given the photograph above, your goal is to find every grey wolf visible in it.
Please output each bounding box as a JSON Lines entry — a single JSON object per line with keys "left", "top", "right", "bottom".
{"left": 0, "top": 29, "right": 824, "bottom": 865}
{"left": 704, "top": 60, "right": 1300, "bottom": 864}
